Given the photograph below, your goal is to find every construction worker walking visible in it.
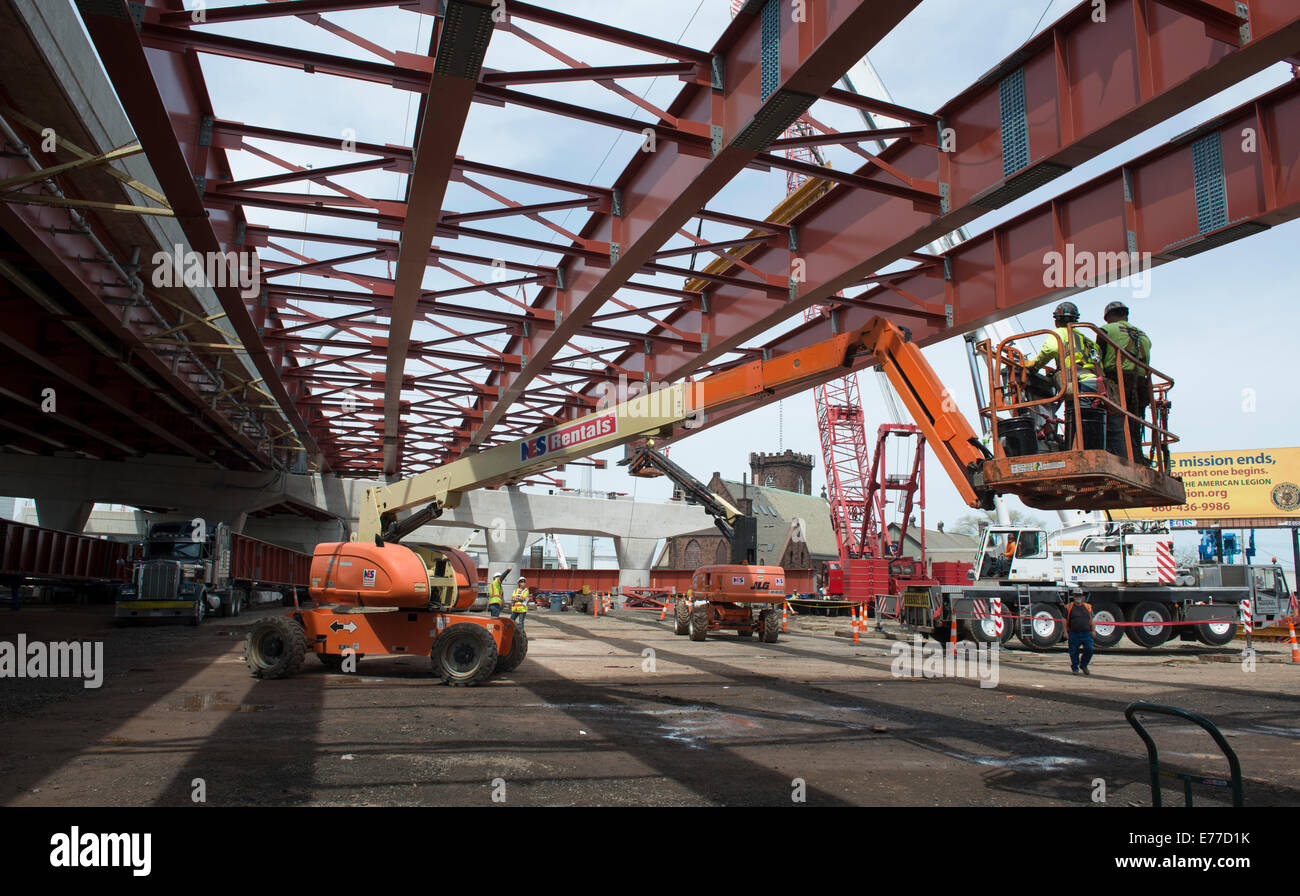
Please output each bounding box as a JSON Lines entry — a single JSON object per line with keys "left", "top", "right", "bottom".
{"left": 1099, "top": 300, "right": 1152, "bottom": 463}
{"left": 487, "top": 571, "right": 506, "bottom": 618}
{"left": 1066, "top": 592, "right": 1094, "bottom": 675}
{"left": 510, "top": 577, "right": 530, "bottom": 629}
{"left": 1025, "top": 301, "right": 1103, "bottom": 450}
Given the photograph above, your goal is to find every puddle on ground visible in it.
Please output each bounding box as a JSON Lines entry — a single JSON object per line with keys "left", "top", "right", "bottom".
{"left": 180, "top": 694, "right": 270, "bottom": 712}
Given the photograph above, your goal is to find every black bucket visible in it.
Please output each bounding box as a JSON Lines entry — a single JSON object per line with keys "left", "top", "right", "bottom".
{"left": 1080, "top": 406, "right": 1107, "bottom": 450}
{"left": 1000, "top": 416, "right": 1038, "bottom": 457}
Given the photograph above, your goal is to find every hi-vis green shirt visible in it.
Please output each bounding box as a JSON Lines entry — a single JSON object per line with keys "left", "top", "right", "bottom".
{"left": 1030, "top": 326, "right": 1099, "bottom": 383}
{"left": 488, "top": 579, "right": 503, "bottom": 606}
{"left": 1100, "top": 321, "right": 1151, "bottom": 377}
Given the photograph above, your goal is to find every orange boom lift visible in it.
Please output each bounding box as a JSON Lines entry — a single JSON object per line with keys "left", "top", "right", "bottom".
{"left": 244, "top": 317, "right": 1184, "bottom": 684}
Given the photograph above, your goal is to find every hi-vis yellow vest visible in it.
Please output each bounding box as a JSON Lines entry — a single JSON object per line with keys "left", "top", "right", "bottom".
{"left": 488, "top": 579, "right": 503, "bottom": 605}
{"left": 511, "top": 588, "right": 529, "bottom": 613}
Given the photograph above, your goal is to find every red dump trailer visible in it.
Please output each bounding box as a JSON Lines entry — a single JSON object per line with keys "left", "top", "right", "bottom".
{"left": 0, "top": 518, "right": 132, "bottom": 604}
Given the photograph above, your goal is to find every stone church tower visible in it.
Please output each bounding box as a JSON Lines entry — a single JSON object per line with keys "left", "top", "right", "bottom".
{"left": 748, "top": 450, "right": 814, "bottom": 495}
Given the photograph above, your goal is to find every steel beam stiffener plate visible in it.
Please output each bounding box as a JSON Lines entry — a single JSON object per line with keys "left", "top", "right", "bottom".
{"left": 295, "top": 608, "right": 515, "bottom": 659}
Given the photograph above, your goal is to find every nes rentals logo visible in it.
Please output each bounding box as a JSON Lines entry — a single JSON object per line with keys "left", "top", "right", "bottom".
{"left": 520, "top": 412, "right": 616, "bottom": 461}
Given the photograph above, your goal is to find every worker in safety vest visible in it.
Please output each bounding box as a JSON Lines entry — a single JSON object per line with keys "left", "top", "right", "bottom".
{"left": 1025, "top": 301, "right": 1102, "bottom": 449}
{"left": 487, "top": 572, "right": 506, "bottom": 618}
{"left": 510, "top": 578, "right": 530, "bottom": 628}
{"left": 1099, "top": 300, "right": 1153, "bottom": 463}
{"left": 1066, "top": 592, "right": 1094, "bottom": 675}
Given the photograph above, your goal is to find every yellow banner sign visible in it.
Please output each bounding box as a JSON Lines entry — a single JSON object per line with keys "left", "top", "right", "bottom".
{"left": 1115, "top": 448, "right": 1300, "bottom": 521}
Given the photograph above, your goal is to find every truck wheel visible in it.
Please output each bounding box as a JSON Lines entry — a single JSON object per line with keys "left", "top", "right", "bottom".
{"left": 245, "top": 616, "right": 307, "bottom": 679}
{"left": 969, "top": 614, "right": 1001, "bottom": 644}
{"left": 432, "top": 623, "right": 498, "bottom": 687}
{"left": 673, "top": 599, "right": 690, "bottom": 635}
{"left": 689, "top": 604, "right": 709, "bottom": 641}
{"left": 1090, "top": 602, "right": 1125, "bottom": 648}
{"left": 1125, "top": 601, "right": 1172, "bottom": 648}
{"left": 761, "top": 608, "right": 780, "bottom": 643}
{"left": 190, "top": 592, "right": 206, "bottom": 627}
{"left": 317, "top": 652, "right": 364, "bottom": 672}
{"left": 1021, "top": 603, "right": 1064, "bottom": 650}
{"left": 1194, "top": 619, "right": 1237, "bottom": 647}
{"left": 496, "top": 623, "right": 529, "bottom": 674}
{"left": 231, "top": 589, "right": 245, "bottom": 617}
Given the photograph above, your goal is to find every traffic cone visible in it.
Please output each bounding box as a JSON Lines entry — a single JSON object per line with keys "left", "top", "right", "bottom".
{"left": 1288, "top": 619, "right": 1300, "bottom": 664}
{"left": 659, "top": 596, "right": 671, "bottom": 621}
{"left": 781, "top": 601, "right": 788, "bottom": 633}
{"left": 852, "top": 604, "right": 860, "bottom": 645}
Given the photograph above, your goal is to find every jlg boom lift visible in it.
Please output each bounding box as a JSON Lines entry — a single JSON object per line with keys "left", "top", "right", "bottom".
{"left": 243, "top": 317, "right": 1184, "bottom": 685}
{"left": 622, "top": 442, "right": 785, "bottom": 642}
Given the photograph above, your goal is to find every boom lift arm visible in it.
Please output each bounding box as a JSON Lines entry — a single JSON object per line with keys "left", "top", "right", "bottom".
{"left": 356, "top": 316, "right": 1181, "bottom": 546}
{"left": 621, "top": 442, "right": 758, "bottom": 564}
{"left": 622, "top": 443, "right": 744, "bottom": 541}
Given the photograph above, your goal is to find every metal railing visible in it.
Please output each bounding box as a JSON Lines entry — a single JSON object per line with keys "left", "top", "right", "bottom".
{"left": 977, "top": 324, "right": 1178, "bottom": 475}
{"left": 1125, "top": 702, "right": 1243, "bottom": 807}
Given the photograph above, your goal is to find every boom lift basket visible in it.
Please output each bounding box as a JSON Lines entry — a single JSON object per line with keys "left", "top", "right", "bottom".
{"left": 974, "top": 326, "right": 1186, "bottom": 510}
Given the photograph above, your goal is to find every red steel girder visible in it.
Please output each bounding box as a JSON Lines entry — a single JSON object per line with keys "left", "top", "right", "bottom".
{"left": 467, "top": 0, "right": 922, "bottom": 452}
{"left": 594, "top": 0, "right": 1300, "bottom": 398}
{"left": 681, "top": 77, "right": 1300, "bottom": 438}
{"left": 76, "top": 0, "right": 327, "bottom": 465}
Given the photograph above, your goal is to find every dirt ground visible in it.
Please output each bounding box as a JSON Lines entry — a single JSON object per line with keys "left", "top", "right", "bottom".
{"left": 1, "top": 603, "right": 1297, "bottom": 807}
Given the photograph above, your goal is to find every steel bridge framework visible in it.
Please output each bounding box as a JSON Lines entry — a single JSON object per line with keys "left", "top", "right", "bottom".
{"left": 0, "top": 0, "right": 1297, "bottom": 483}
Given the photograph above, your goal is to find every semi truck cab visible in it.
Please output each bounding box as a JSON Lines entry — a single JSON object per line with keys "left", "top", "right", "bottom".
{"left": 116, "top": 521, "right": 232, "bottom": 624}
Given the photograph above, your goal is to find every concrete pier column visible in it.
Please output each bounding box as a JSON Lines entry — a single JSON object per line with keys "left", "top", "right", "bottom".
{"left": 614, "top": 536, "right": 660, "bottom": 590}
{"left": 33, "top": 496, "right": 94, "bottom": 533}
{"left": 484, "top": 527, "right": 530, "bottom": 590}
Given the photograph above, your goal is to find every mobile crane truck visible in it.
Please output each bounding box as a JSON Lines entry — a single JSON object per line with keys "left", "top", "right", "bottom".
{"left": 244, "top": 317, "right": 1185, "bottom": 684}
{"left": 906, "top": 520, "right": 1294, "bottom": 650}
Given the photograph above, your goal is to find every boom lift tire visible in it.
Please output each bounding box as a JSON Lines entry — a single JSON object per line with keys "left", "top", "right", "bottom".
{"left": 760, "top": 608, "right": 780, "bottom": 643}
{"left": 496, "top": 624, "right": 529, "bottom": 674}
{"left": 673, "top": 598, "right": 690, "bottom": 635}
{"left": 1194, "top": 619, "right": 1237, "bottom": 647}
{"left": 432, "top": 623, "right": 499, "bottom": 687}
{"left": 689, "top": 604, "right": 709, "bottom": 641}
{"left": 245, "top": 616, "right": 307, "bottom": 679}
{"left": 1126, "top": 601, "right": 1172, "bottom": 648}
{"left": 1089, "top": 602, "right": 1125, "bottom": 648}
{"left": 1020, "top": 603, "right": 1065, "bottom": 650}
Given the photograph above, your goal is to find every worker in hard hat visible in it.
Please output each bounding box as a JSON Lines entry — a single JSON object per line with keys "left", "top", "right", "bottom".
{"left": 1025, "top": 301, "right": 1102, "bottom": 450}
{"left": 510, "top": 577, "right": 530, "bottom": 628}
{"left": 487, "top": 571, "right": 505, "bottom": 618}
{"left": 1099, "top": 300, "right": 1152, "bottom": 463}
